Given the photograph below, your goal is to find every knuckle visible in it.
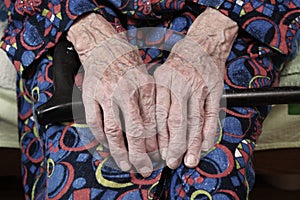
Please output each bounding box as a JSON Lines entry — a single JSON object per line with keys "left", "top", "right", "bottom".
{"left": 104, "top": 126, "right": 122, "bottom": 137}
{"left": 126, "top": 123, "right": 144, "bottom": 138}
{"left": 168, "top": 117, "right": 186, "bottom": 128}
{"left": 187, "top": 137, "right": 202, "bottom": 148}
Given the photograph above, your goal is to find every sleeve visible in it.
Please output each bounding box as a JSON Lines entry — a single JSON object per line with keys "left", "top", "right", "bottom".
{"left": 217, "top": 0, "right": 300, "bottom": 58}
{"left": 0, "top": 0, "right": 98, "bottom": 72}
{"left": 0, "top": 0, "right": 156, "bottom": 73}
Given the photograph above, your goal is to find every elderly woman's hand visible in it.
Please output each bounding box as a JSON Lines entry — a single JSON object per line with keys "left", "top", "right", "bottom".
{"left": 154, "top": 7, "right": 238, "bottom": 169}
{"left": 67, "top": 13, "right": 158, "bottom": 177}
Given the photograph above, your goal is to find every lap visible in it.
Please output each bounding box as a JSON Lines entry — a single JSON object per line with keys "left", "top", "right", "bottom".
{"left": 18, "top": 32, "right": 283, "bottom": 200}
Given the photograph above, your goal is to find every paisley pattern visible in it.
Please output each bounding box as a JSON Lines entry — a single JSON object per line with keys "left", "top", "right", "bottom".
{"left": 1, "top": 0, "right": 300, "bottom": 199}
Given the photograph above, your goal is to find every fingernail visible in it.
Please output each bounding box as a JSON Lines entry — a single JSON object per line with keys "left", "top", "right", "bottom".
{"left": 160, "top": 148, "right": 167, "bottom": 160}
{"left": 119, "top": 161, "right": 131, "bottom": 171}
{"left": 140, "top": 166, "right": 152, "bottom": 177}
{"left": 185, "top": 154, "right": 197, "bottom": 167}
{"left": 167, "top": 158, "right": 179, "bottom": 169}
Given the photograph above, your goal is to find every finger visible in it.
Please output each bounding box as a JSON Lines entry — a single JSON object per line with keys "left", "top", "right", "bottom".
{"left": 166, "top": 93, "right": 188, "bottom": 169}
{"left": 138, "top": 76, "right": 160, "bottom": 162}
{"left": 114, "top": 76, "right": 154, "bottom": 177}
{"left": 82, "top": 78, "right": 108, "bottom": 147}
{"left": 154, "top": 68, "right": 171, "bottom": 160}
{"left": 120, "top": 88, "right": 153, "bottom": 177}
{"left": 102, "top": 100, "right": 132, "bottom": 172}
{"left": 184, "top": 92, "right": 205, "bottom": 168}
{"left": 201, "top": 89, "right": 222, "bottom": 151}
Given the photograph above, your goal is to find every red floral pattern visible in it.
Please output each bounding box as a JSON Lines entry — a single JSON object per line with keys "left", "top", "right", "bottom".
{"left": 15, "top": 0, "right": 41, "bottom": 15}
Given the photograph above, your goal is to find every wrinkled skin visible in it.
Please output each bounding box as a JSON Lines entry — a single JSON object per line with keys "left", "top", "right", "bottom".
{"left": 67, "top": 13, "right": 158, "bottom": 177}
{"left": 154, "top": 8, "right": 238, "bottom": 169}
{"left": 67, "top": 8, "right": 238, "bottom": 176}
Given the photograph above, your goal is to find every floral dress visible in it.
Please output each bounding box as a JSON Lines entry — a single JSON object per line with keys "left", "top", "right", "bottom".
{"left": 1, "top": 0, "right": 300, "bottom": 199}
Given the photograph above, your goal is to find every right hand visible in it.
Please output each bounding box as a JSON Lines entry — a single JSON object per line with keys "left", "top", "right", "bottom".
{"left": 67, "top": 13, "right": 158, "bottom": 177}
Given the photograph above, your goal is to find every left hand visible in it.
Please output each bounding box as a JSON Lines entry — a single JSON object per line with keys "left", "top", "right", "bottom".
{"left": 154, "top": 7, "right": 238, "bottom": 169}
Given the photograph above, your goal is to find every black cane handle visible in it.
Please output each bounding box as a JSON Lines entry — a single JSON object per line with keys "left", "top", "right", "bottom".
{"left": 34, "top": 37, "right": 300, "bottom": 125}
{"left": 221, "top": 86, "right": 300, "bottom": 106}
{"left": 34, "top": 37, "right": 85, "bottom": 125}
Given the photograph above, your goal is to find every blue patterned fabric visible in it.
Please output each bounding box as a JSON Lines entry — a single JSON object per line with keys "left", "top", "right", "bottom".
{"left": 0, "top": 0, "right": 7, "bottom": 21}
{"left": 1, "top": 0, "right": 300, "bottom": 199}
